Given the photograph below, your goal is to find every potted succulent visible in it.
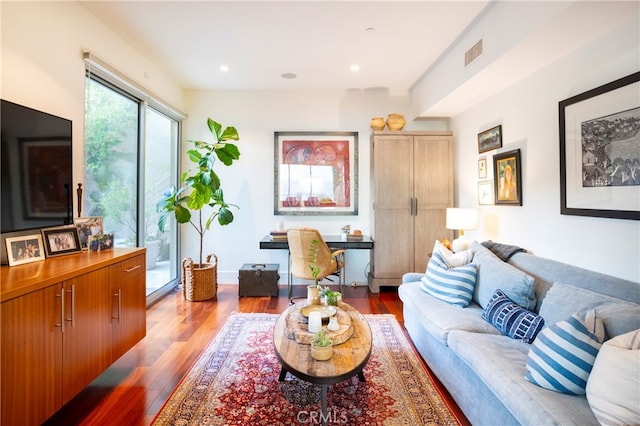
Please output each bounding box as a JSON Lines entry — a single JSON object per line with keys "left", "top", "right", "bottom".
{"left": 310, "top": 328, "right": 333, "bottom": 361}
{"left": 156, "top": 117, "right": 240, "bottom": 300}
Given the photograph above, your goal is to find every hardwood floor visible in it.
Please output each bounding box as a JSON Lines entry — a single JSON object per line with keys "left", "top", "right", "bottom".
{"left": 44, "top": 284, "right": 467, "bottom": 425}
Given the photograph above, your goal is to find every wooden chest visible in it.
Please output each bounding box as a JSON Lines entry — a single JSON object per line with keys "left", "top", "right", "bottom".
{"left": 238, "top": 263, "right": 279, "bottom": 297}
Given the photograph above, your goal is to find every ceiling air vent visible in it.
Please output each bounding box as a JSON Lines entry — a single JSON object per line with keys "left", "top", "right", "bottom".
{"left": 465, "top": 39, "right": 483, "bottom": 67}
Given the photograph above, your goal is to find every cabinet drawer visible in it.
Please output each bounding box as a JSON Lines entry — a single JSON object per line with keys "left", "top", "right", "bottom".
{"left": 112, "top": 254, "right": 145, "bottom": 278}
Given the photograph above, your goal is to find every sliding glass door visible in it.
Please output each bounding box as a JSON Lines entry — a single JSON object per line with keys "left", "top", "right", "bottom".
{"left": 84, "top": 76, "right": 179, "bottom": 302}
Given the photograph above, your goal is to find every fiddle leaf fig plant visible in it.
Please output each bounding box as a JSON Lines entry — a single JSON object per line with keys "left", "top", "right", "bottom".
{"left": 157, "top": 117, "right": 240, "bottom": 266}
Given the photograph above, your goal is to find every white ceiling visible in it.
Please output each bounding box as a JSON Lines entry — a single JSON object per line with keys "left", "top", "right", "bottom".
{"left": 79, "top": 1, "right": 490, "bottom": 94}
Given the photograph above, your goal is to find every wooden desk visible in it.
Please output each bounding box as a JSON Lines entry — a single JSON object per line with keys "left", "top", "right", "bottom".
{"left": 259, "top": 235, "right": 374, "bottom": 297}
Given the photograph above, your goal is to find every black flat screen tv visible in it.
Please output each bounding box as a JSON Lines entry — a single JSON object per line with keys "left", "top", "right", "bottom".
{"left": 1, "top": 99, "right": 73, "bottom": 237}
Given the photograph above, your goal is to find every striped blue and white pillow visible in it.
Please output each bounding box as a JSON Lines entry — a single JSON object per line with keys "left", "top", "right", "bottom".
{"left": 420, "top": 252, "right": 477, "bottom": 308}
{"left": 525, "top": 310, "right": 606, "bottom": 395}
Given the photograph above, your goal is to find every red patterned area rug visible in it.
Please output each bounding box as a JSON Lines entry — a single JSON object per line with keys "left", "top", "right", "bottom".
{"left": 152, "top": 313, "right": 461, "bottom": 425}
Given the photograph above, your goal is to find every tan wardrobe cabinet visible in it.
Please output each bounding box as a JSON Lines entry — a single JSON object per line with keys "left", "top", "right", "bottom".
{"left": 1, "top": 248, "right": 146, "bottom": 426}
{"left": 369, "top": 131, "right": 453, "bottom": 292}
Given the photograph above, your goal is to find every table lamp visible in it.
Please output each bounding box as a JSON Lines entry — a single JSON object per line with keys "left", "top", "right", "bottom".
{"left": 446, "top": 208, "right": 478, "bottom": 253}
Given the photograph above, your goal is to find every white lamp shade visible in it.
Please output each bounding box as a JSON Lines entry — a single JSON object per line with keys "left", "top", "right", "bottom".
{"left": 446, "top": 208, "right": 477, "bottom": 253}
{"left": 446, "top": 208, "right": 478, "bottom": 231}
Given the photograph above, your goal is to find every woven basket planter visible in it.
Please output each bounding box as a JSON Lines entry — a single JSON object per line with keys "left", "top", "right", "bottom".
{"left": 182, "top": 253, "right": 218, "bottom": 301}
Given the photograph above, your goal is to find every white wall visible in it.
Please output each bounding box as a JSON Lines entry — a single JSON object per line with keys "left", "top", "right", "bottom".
{"left": 183, "top": 89, "right": 441, "bottom": 284}
{"left": 1, "top": 1, "right": 185, "bottom": 217}
{"left": 448, "top": 9, "right": 640, "bottom": 282}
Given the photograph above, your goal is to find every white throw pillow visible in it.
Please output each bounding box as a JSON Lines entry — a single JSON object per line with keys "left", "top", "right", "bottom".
{"left": 586, "top": 329, "right": 640, "bottom": 426}
{"left": 431, "top": 240, "right": 473, "bottom": 269}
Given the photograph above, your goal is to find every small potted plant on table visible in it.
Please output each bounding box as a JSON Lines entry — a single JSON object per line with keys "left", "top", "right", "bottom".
{"left": 310, "top": 329, "right": 333, "bottom": 361}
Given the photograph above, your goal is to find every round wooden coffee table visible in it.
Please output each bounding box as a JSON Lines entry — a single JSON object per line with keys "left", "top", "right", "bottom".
{"left": 273, "top": 301, "right": 372, "bottom": 425}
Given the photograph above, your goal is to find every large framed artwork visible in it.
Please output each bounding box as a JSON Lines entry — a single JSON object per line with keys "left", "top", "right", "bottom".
{"left": 274, "top": 131, "right": 358, "bottom": 215}
{"left": 493, "top": 149, "right": 522, "bottom": 206}
{"left": 559, "top": 72, "right": 640, "bottom": 220}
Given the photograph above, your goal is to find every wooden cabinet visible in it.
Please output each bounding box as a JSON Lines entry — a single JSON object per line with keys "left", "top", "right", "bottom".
{"left": 0, "top": 248, "right": 146, "bottom": 426}
{"left": 1, "top": 284, "right": 63, "bottom": 425}
{"left": 111, "top": 254, "right": 146, "bottom": 361}
{"left": 369, "top": 131, "right": 453, "bottom": 292}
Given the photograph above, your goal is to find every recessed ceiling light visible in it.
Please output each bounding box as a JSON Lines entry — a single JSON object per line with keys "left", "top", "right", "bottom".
{"left": 350, "top": 65, "right": 360, "bottom": 72}
{"left": 281, "top": 73, "right": 297, "bottom": 79}
{"left": 220, "top": 65, "right": 229, "bottom": 72}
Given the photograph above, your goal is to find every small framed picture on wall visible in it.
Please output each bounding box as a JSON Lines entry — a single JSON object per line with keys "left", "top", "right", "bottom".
{"left": 478, "top": 181, "right": 494, "bottom": 205}
{"left": 478, "top": 157, "right": 488, "bottom": 179}
{"left": 493, "top": 149, "right": 523, "bottom": 206}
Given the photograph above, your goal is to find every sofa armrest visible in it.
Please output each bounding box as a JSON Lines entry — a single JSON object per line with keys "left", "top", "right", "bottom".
{"left": 402, "top": 272, "right": 425, "bottom": 284}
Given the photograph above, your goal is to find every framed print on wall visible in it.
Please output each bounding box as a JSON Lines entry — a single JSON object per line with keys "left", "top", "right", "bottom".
{"left": 559, "top": 71, "right": 640, "bottom": 220}
{"left": 478, "top": 125, "right": 502, "bottom": 153}
{"left": 478, "top": 157, "right": 488, "bottom": 179}
{"left": 274, "top": 131, "right": 358, "bottom": 215}
{"left": 5, "top": 234, "right": 45, "bottom": 266}
{"left": 41, "top": 225, "right": 82, "bottom": 257}
{"left": 493, "top": 149, "right": 522, "bottom": 206}
{"left": 478, "top": 180, "right": 494, "bottom": 205}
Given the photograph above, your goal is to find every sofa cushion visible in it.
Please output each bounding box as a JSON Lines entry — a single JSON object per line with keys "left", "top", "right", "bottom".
{"left": 482, "top": 289, "right": 545, "bottom": 343}
{"left": 432, "top": 239, "right": 473, "bottom": 268}
{"left": 448, "top": 330, "right": 599, "bottom": 425}
{"left": 586, "top": 329, "right": 640, "bottom": 426}
{"left": 420, "top": 251, "right": 477, "bottom": 307}
{"left": 525, "top": 310, "right": 605, "bottom": 395}
{"left": 539, "top": 282, "right": 640, "bottom": 337}
{"left": 471, "top": 241, "right": 536, "bottom": 310}
{"left": 398, "top": 281, "right": 500, "bottom": 345}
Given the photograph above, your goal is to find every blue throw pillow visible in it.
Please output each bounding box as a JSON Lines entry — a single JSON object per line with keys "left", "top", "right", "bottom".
{"left": 482, "top": 289, "right": 545, "bottom": 343}
{"left": 525, "top": 310, "right": 606, "bottom": 395}
{"left": 420, "top": 253, "right": 477, "bottom": 307}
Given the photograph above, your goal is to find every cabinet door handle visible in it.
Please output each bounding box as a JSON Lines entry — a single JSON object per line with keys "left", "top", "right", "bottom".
{"left": 125, "top": 264, "right": 141, "bottom": 273}
{"left": 113, "top": 289, "right": 122, "bottom": 323}
{"left": 55, "top": 290, "right": 65, "bottom": 333}
{"left": 414, "top": 198, "right": 419, "bottom": 216}
{"left": 65, "top": 285, "right": 75, "bottom": 326}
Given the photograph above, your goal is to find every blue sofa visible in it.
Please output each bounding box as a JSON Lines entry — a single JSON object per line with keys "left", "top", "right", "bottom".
{"left": 399, "top": 241, "right": 639, "bottom": 425}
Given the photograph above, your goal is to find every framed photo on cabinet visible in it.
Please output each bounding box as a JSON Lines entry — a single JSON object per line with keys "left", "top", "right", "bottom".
{"left": 274, "top": 131, "right": 358, "bottom": 215}
{"left": 493, "top": 149, "right": 522, "bottom": 206}
{"left": 41, "top": 225, "right": 82, "bottom": 257}
{"left": 5, "top": 234, "right": 45, "bottom": 266}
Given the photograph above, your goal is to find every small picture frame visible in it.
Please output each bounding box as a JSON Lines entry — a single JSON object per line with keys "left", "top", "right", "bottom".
{"left": 89, "top": 233, "right": 114, "bottom": 252}
{"left": 478, "top": 180, "right": 494, "bottom": 205}
{"left": 75, "top": 216, "right": 103, "bottom": 250}
{"left": 5, "top": 234, "right": 46, "bottom": 266}
{"left": 493, "top": 149, "right": 523, "bottom": 206}
{"left": 478, "top": 125, "right": 503, "bottom": 153}
{"left": 41, "top": 225, "right": 82, "bottom": 257}
{"left": 478, "top": 157, "right": 488, "bottom": 179}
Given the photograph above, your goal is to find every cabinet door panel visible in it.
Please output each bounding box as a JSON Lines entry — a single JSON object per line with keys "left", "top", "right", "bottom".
{"left": 111, "top": 254, "right": 146, "bottom": 362}
{"left": 372, "top": 209, "right": 413, "bottom": 278}
{"left": 373, "top": 135, "right": 413, "bottom": 209}
{"left": 414, "top": 136, "right": 453, "bottom": 208}
{"left": 415, "top": 209, "right": 451, "bottom": 272}
{"left": 1, "top": 284, "right": 63, "bottom": 426}
{"left": 62, "top": 267, "right": 112, "bottom": 404}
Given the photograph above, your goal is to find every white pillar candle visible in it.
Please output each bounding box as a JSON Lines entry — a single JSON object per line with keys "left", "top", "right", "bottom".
{"left": 308, "top": 311, "right": 322, "bottom": 333}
